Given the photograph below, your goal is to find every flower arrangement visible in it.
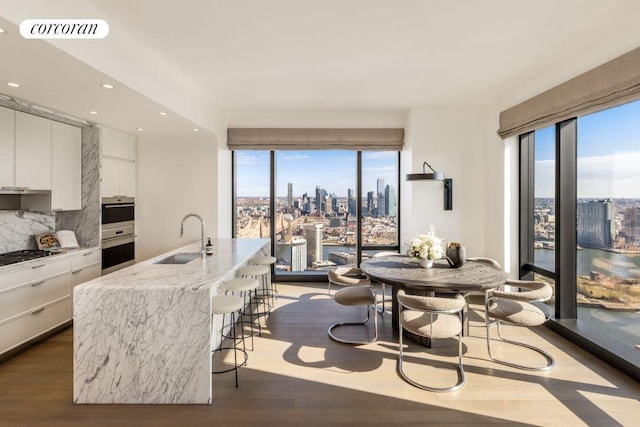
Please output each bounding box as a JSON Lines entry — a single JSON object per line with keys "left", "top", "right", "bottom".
{"left": 407, "top": 226, "right": 445, "bottom": 261}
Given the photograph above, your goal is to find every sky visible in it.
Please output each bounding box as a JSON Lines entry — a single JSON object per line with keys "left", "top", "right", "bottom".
{"left": 235, "top": 150, "right": 398, "bottom": 198}
{"left": 534, "top": 99, "right": 640, "bottom": 198}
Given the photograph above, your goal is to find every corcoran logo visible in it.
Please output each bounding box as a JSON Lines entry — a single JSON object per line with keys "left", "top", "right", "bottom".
{"left": 19, "top": 19, "right": 109, "bottom": 39}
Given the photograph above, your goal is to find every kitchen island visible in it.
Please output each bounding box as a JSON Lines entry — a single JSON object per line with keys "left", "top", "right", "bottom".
{"left": 73, "top": 238, "right": 270, "bottom": 404}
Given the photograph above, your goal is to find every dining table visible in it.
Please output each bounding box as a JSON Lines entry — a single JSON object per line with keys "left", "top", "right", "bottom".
{"left": 360, "top": 255, "right": 508, "bottom": 343}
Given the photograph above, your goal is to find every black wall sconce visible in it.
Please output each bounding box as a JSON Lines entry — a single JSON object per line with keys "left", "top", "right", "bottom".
{"left": 406, "top": 161, "right": 453, "bottom": 210}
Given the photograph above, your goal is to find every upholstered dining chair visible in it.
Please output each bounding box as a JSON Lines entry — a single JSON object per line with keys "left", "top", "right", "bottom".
{"left": 484, "top": 279, "right": 555, "bottom": 371}
{"left": 397, "top": 289, "right": 466, "bottom": 392}
{"left": 370, "top": 251, "right": 401, "bottom": 315}
{"left": 328, "top": 285, "right": 378, "bottom": 344}
{"left": 327, "top": 266, "right": 371, "bottom": 295}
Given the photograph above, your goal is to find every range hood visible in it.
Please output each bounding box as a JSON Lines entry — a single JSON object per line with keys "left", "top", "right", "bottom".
{"left": 0, "top": 188, "right": 51, "bottom": 195}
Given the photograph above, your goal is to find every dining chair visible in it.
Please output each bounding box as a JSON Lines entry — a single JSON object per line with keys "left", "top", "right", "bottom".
{"left": 484, "top": 280, "right": 555, "bottom": 370}
{"left": 397, "top": 289, "right": 466, "bottom": 392}
{"left": 328, "top": 284, "right": 378, "bottom": 344}
{"left": 370, "top": 251, "right": 401, "bottom": 315}
{"left": 327, "top": 266, "right": 371, "bottom": 295}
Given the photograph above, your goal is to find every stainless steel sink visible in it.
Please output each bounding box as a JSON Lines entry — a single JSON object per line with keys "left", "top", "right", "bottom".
{"left": 154, "top": 253, "right": 201, "bottom": 265}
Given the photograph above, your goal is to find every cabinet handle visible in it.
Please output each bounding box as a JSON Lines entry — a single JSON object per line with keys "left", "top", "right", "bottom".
{"left": 31, "top": 280, "right": 46, "bottom": 287}
{"left": 72, "top": 269, "right": 83, "bottom": 274}
{"left": 31, "top": 307, "right": 45, "bottom": 315}
{"left": 52, "top": 209, "right": 63, "bottom": 212}
{"left": 31, "top": 264, "right": 46, "bottom": 269}
{"left": 83, "top": 252, "right": 94, "bottom": 256}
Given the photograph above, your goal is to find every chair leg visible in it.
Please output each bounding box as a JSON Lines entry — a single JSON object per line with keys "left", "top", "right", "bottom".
{"left": 485, "top": 315, "right": 555, "bottom": 371}
{"left": 376, "top": 282, "right": 386, "bottom": 316}
{"left": 328, "top": 304, "right": 378, "bottom": 344}
{"left": 397, "top": 312, "right": 465, "bottom": 392}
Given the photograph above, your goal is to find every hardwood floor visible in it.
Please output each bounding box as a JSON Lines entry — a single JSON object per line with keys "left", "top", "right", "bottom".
{"left": 1, "top": 282, "right": 639, "bottom": 426}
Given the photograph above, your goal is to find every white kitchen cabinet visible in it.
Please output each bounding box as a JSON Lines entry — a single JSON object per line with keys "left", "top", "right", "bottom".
{"left": 101, "top": 126, "right": 136, "bottom": 198}
{"left": 118, "top": 159, "right": 136, "bottom": 197}
{"left": 0, "top": 256, "right": 72, "bottom": 355}
{"left": 102, "top": 127, "right": 136, "bottom": 160}
{"left": 101, "top": 158, "right": 136, "bottom": 198}
{"left": 15, "top": 111, "right": 52, "bottom": 190}
{"left": 102, "top": 156, "right": 122, "bottom": 197}
{"left": 0, "top": 106, "right": 15, "bottom": 188}
{"left": 51, "top": 122, "right": 82, "bottom": 211}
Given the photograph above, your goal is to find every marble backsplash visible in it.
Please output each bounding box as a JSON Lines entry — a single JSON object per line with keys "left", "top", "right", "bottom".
{"left": 0, "top": 95, "right": 101, "bottom": 253}
{"left": 0, "top": 211, "right": 55, "bottom": 253}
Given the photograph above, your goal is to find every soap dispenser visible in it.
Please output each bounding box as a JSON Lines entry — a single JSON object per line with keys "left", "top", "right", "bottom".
{"left": 205, "top": 237, "right": 213, "bottom": 255}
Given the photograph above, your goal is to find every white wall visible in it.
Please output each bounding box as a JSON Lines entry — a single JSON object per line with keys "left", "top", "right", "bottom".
{"left": 136, "top": 131, "right": 218, "bottom": 261}
{"left": 403, "top": 107, "right": 488, "bottom": 257}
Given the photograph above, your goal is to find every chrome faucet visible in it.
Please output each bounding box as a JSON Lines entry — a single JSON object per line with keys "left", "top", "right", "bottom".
{"left": 180, "top": 213, "right": 205, "bottom": 257}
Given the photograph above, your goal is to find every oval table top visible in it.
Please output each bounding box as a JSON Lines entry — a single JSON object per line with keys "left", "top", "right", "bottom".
{"left": 360, "top": 255, "right": 507, "bottom": 293}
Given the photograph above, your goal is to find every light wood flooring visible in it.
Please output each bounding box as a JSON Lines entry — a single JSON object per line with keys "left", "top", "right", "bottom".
{"left": 1, "top": 282, "right": 639, "bottom": 426}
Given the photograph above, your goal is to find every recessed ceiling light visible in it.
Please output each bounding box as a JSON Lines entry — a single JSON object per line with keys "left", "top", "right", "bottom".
{"left": 159, "top": 111, "right": 168, "bottom": 116}
{"left": 0, "top": 27, "right": 6, "bottom": 34}
{"left": 192, "top": 128, "right": 200, "bottom": 132}
{"left": 136, "top": 128, "right": 144, "bottom": 132}
{"left": 101, "top": 83, "right": 115, "bottom": 89}
{"left": 88, "top": 111, "right": 98, "bottom": 115}
{"left": 6, "top": 82, "right": 20, "bottom": 88}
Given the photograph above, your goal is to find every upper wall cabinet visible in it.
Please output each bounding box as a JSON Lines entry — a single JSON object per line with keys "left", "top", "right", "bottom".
{"left": 51, "top": 122, "right": 82, "bottom": 211}
{"left": 101, "top": 127, "right": 136, "bottom": 198}
{"left": 102, "top": 127, "right": 136, "bottom": 161}
{"left": 0, "top": 107, "right": 15, "bottom": 188}
{"left": 15, "top": 112, "right": 52, "bottom": 190}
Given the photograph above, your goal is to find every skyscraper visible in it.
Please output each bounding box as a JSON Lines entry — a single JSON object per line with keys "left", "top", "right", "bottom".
{"left": 290, "top": 238, "right": 308, "bottom": 271}
{"left": 377, "top": 178, "right": 386, "bottom": 217}
{"left": 287, "top": 183, "right": 293, "bottom": 211}
{"left": 347, "top": 188, "right": 356, "bottom": 216}
{"left": 577, "top": 199, "right": 614, "bottom": 248}
{"left": 385, "top": 184, "right": 396, "bottom": 217}
{"left": 367, "top": 191, "right": 375, "bottom": 216}
{"left": 303, "top": 223, "right": 323, "bottom": 266}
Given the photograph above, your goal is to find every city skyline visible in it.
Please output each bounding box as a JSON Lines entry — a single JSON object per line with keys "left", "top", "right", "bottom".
{"left": 235, "top": 150, "right": 398, "bottom": 197}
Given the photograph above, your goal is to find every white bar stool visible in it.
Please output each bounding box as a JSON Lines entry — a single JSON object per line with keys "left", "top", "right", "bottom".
{"left": 248, "top": 255, "right": 277, "bottom": 306}
{"left": 211, "top": 294, "right": 247, "bottom": 388}
{"left": 237, "top": 264, "right": 272, "bottom": 331}
{"left": 222, "top": 277, "right": 260, "bottom": 350}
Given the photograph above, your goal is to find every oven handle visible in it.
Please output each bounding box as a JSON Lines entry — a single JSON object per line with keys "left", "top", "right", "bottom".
{"left": 104, "top": 204, "right": 135, "bottom": 208}
{"left": 101, "top": 234, "right": 135, "bottom": 249}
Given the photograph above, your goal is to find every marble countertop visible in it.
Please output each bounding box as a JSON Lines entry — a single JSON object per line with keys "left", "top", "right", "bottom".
{"left": 77, "top": 238, "right": 270, "bottom": 292}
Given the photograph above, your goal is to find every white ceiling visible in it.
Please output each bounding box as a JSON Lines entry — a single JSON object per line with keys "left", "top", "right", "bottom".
{"left": 1, "top": 0, "right": 640, "bottom": 135}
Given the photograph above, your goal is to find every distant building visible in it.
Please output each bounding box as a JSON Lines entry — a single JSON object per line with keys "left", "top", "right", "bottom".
{"left": 367, "top": 191, "right": 375, "bottom": 216}
{"left": 287, "top": 183, "right": 293, "bottom": 211}
{"left": 377, "top": 178, "right": 386, "bottom": 217}
{"left": 577, "top": 199, "right": 614, "bottom": 248}
{"left": 328, "top": 251, "right": 356, "bottom": 265}
{"left": 385, "top": 184, "right": 396, "bottom": 217}
{"left": 303, "top": 223, "right": 323, "bottom": 266}
{"left": 290, "top": 238, "right": 307, "bottom": 271}
{"left": 623, "top": 207, "right": 640, "bottom": 243}
{"left": 347, "top": 188, "right": 356, "bottom": 216}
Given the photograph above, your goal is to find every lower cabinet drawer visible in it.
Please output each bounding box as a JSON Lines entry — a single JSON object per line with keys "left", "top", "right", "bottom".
{"left": 72, "top": 249, "right": 101, "bottom": 270}
{"left": 71, "top": 263, "right": 101, "bottom": 311}
{"left": 0, "top": 272, "right": 71, "bottom": 323}
{"left": 0, "top": 296, "right": 70, "bottom": 355}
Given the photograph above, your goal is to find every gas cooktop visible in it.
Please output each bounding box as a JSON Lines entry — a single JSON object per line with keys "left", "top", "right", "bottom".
{"left": 0, "top": 249, "right": 52, "bottom": 267}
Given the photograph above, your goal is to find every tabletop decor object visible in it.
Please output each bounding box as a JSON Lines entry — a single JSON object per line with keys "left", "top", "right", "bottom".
{"left": 446, "top": 242, "right": 466, "bottom": 268}
{"left": 407, "top": 226, "right": 444, "bottom": 269}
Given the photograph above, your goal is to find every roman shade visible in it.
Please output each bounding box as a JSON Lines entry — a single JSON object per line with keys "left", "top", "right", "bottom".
{"left": 227, "top": 128, "right": 404, "bottom": 151}
{"left": 498, "top": 47, "right": 640, "bottom": 139}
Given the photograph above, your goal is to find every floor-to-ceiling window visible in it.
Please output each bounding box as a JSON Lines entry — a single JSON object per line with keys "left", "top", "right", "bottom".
{"left": 576, "top": 101, "right": 640, "bottom": 350}
{"left": 234, "top": 151, "right": 271, "bottom": 239}
{"left": 520, "top": 99, "right": 640, "bottom": 370}
{"left": 233, "top": 150, "right": 401, "bottom": 278}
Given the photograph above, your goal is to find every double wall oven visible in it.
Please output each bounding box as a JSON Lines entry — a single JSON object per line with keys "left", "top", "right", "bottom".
{"left": 101, "top": 197, "right": 135, "bottom": 275}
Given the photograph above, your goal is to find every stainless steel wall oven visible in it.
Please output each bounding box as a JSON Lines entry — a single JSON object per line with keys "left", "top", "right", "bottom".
{"left": 101, "top": 196, "right": 135, "bottom": 274}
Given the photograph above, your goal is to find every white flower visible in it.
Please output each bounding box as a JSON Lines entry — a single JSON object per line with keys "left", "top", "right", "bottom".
{"left": 407, "top": 226, "right": 444, "bottom": 260}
